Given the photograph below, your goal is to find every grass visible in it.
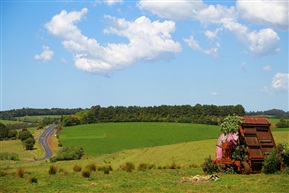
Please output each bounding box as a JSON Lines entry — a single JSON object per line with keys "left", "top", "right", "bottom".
{"left": 60, "top": 122, "right": 221, "bottom": 156}
{"left": 1, "top": 122, "right": 289, "bottom": 192}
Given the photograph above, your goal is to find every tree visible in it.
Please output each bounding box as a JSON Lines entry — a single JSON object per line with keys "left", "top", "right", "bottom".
{"left": 0, "top": 122, "right": 9, "bottom": 140}
{"left": 22, "top": 137, "right": 35, "bottom": 150}
{"left": 19, "top": 130, "right": 33, "bottom": 141}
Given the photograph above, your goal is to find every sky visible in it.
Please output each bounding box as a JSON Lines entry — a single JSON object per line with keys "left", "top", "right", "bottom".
{"left": 0, "top": 0, "right": 288, "bottom": 112}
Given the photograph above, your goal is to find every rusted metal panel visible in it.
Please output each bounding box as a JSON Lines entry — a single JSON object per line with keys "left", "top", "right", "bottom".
{"left": 241, "top": 116, "right": 270, "bottom": 125}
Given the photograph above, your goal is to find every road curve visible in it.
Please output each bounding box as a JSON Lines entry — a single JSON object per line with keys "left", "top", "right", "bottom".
{"left": 38, "top": 124, "right": 56, "bottom": 160}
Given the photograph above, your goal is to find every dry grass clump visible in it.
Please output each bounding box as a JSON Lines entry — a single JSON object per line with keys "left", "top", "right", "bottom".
{"left": 16, "top": 168, "right": 25, "bottom": 178}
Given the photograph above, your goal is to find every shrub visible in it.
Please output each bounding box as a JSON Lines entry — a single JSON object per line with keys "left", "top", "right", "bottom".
{"left": 103, "top": 167, "right": 109, "bottom": 174}
{"left": 73, "top": 165, "right": 82, "bottom": 172}
{"left": 168, "top": 162, "right": 177, "bottom": 169}
{"left": 202, "top": 156, "right": 219, "bottom": 174}
{"left": 0, "top": 152, "right": 19, "bottom": 161}
{"left": 86, "top": 163, "right": 97, "bottom": 171}
{"left": 48, "top": 165, "right": 57, "bottom": 175}
{"left": 282, "top": 166, "right": 289, "bottom": 175}
{"left": 137, "top": 163, "right": 148, "bottom": 171}
{"left": 262, "top": 148, "right": 281, "bottom": 174}
{"left": 220, "top": 115, "right": 243, "bottom": 134}
{"left": 82, "top": 169, "right": 91, "bottom": 178}
{"left": 120, "top": 162, "right": 135, "bottom": 172}
{"left": 50, "top": 156, "right": 57, "bottom": 163}
{"left": 16, "top": 168, "right": 25, "bottom": 178}
{"left": 28, "top": 177, "right": 38, "bottom": 183}
{"left": 55, "top": 146, "right": 83, "bottom": 161}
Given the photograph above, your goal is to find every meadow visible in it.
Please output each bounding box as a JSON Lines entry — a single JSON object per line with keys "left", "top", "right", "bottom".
{"left": 1, "top": 122, "right": 289, "bottom": 192}
{"left": 59, "top": 122, "right": 221, "bottom": 156}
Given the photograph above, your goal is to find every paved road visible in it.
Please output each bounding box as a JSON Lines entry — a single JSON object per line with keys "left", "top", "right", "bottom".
{"left": 38, "top": 124, "right": 56, "bottom": 160}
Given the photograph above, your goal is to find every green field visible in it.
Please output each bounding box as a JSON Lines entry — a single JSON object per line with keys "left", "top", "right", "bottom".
{"left": 60, "top": 122, "right": 221, "bottom": 156}
{"left": 1, "top": 122, "right": 289, "bottom": 192}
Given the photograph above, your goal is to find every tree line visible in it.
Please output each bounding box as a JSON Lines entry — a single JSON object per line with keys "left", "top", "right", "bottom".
{"left": 63, "top": 104, "right": 246, "bottom": 126}
{"left": 247, "top": 109, "right": 289, "bottom": 119}
{"left": 0, "top": 108, "right": 83, "bottom": 120}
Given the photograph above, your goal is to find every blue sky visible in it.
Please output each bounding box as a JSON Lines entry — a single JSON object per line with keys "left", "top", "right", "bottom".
{"left": 1, "top": 0, "right": 288, "bottom": 112}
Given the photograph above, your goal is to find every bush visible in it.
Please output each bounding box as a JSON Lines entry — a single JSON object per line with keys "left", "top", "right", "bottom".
{"left": 202, "top": 156, "right": 219, "bottom": 174}
{"left": 120, "top": 162, "right": 135, "bottom": 172}
{"left": 103, "top": 167, "right": 109, "bottom": 174}
{"left": 73, "top": 165, "right": 82, "bottom": 172}
{"left": 0, "top": 152, "right": 19, "bottom": 161}
{"left": 50, "top": 156, "right": 57, "bottom": 163}
{"left": 55, "top": 146, "right": 83, "bottom": 161}
{"left": 137, "top": 163, "right": 148, "bottom": 171}
{"left": 28, "top": 177, "right": 38, "bottom": 183}
{"left": 16, "top": 168, "right": 25, "bottom": 178}
{"left": 48, "top": 165, "right": 57, "bottom": 175}
{"left": 262, "top": 149, "right": 281, "bottom": 174}
{"left": 86, "top": 163, "right": 97, "bottom": 171}
{"left": 81, "top": 169, "right": 91, "bottom": 178}
{"left": 220, "top": 115, "right": 243, "bottom": 134}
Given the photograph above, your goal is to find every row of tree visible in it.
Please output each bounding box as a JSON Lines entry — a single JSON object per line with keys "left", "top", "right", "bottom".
{"left": 63, "top": 104, "right": 246, "bottom": 126}
{"left": 0, "top": 108, "right": 83, "bottom": 120}
{"left": 247, "top": 109, "right": 289, "bottom": 119}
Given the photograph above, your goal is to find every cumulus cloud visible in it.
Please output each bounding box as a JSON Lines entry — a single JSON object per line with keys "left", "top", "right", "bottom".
{"left": 272, "top": 73, "right": 289, "bottom": 91}
{"left": 45, "top": 8, "right": 181, "bottom": 74}
{"left": 236, "top": 0, "right": 289, "bottom": 31}
{"left": 210, "top": 92, "right": 218, "bottom": 96}
{"left": 138, "top": 0, "right": 281, "bottom": 56}
{"left": 34, "top": 45, "right": 54, "bottom": 62}
{"left": 184, "top": 35, "right": 219, "bottom": 57}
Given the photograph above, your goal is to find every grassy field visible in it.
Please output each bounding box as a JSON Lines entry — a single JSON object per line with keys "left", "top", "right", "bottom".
{"left": 60, "top": 122, "right": 221, "bottom": 156}
{"left": 1, "top": 122, "right": 289, "bottom": 192}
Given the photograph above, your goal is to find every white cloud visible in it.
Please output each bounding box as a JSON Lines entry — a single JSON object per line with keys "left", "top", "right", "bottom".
{"left": 104, "top": 0, "right": 123, "bottom": 6}
{"left": 272, "top": 73, "right": 289, "bottom": 91}
{"left": 184, "top": 35, "right": 219, "bottom": 57}
{"left": 263, "top": 65, "right": 272, "bottom": 72}
{"left": 34, "top": 45, "right": 54, "bottom": 62}
{"left": 236, "top": 0, "right": 289, "bottom": 31}
{"left": 210, "top": 92, "right": 218, "bottom": 96}
{"left": 138, "top": 0, "right": 281, "bottom": 56}
{"left": 45, "top": 9, "right": 181, "bottom": 74}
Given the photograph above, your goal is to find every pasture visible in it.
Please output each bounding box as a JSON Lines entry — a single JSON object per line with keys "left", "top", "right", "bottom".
{"left": 59, "top": 122, "right": 221, "bottom": 156}
{"left": 1, "top": 122, "right": 289, "bottom": 193}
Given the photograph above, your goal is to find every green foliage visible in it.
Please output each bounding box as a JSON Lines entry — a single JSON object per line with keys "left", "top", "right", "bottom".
{"left": 220, "top": 115, "right": 243, "bottom": 134}
{"left": 18, "top": 130, "right": 33, "bottom": 141}
{"left": 62, "top": 115, "right": 81, "bottom": 127}
{"left": 48, "top": 165, "right": 57, "bottom": 175}
{"left": 0, "top": 152, "right": 19, "bottom": 161}
{"left": 55, "top": 146, "right": 83, "bottom": 161}
{"left": 202, "top": 156, "right": 219, "bottom": 174}
{"left": 278, "top": 143, "right": 289, "bottom": 167}
{"left": 22, "top": 137, "right": 36, "bottom": 150}
{"left": 232, "top": 145, "right": 248, "bottom": 161}
{"left": 0, "top": 122, "right": 9, "bottom": 140}
{"left": 276, "top": 119, "right": 289, "bottom": 128}
{"left": 262, "top": 149, "right": 281, "bottom": 174}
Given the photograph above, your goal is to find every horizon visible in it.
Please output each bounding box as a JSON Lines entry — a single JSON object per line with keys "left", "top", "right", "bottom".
{"left": 1, "top": 1, "right": 288, "bottom": 112}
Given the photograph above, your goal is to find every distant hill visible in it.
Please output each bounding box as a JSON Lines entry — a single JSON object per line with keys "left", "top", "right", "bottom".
{"left": 246, "top": 109, "right": 289, "bottom": 119}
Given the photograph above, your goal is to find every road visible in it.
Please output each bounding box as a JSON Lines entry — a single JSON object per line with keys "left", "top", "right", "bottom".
{"left": 38, "top": 124, "right": 56, "bottom": 160}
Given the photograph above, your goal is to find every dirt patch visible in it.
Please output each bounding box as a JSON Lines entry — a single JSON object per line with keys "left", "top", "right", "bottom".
{"left": 174, "top": 174, "right": 220, "bottom": 184}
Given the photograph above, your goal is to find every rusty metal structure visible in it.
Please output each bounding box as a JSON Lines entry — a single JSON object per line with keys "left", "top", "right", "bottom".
{"left": 212, "top": 116, "right": 276, "bottom": 174}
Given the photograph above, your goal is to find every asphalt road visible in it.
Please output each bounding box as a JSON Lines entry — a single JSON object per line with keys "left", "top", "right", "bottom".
{"left": 38, "top": 124, "right": 56, "bottom": 160}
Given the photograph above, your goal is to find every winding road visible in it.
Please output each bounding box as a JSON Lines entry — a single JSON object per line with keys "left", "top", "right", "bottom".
{"left": 38, "top": 124, "right": 56, "bottom": 160}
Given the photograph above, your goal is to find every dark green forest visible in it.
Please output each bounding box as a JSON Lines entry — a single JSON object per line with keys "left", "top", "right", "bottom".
{"left": 1, "top": 105, "right": 288, "bottom": 127}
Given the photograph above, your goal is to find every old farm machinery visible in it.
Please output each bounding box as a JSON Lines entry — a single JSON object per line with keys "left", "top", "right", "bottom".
{"left": 205, "top": 116, "right": 278, "bottom": 174}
